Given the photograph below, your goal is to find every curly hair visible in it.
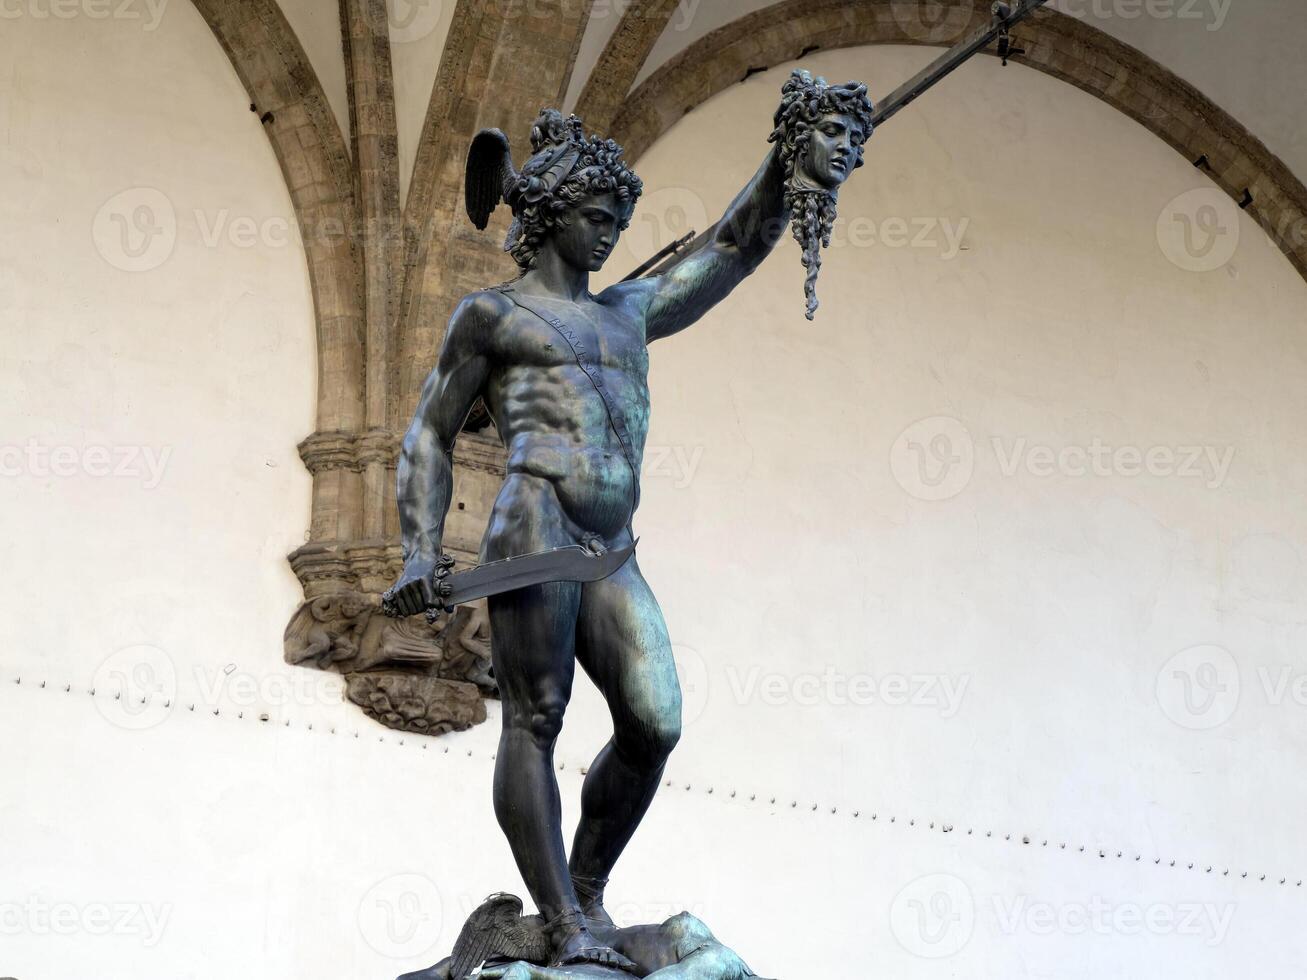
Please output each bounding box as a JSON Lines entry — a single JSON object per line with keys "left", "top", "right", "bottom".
{"left": 769, "top": 70, "right": 874, "bottom": 319}
{"left": 504, "top": 109, "right": 644, "bottom": 269}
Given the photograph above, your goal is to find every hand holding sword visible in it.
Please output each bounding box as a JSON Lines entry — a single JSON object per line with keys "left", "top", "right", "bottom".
{"left": 382, "top": 538, "right": 638, "bottom": 621}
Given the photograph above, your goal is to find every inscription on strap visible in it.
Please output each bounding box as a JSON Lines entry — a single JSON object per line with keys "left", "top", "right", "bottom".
{"left": 494, "top": 285, "right": 640, "bottom": 511}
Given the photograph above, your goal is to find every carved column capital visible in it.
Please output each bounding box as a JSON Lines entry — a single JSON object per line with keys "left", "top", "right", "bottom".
{"left": 298, "top": 430, "right": 363, "bottom": 473}
{"left": 357, "top": 427, "right": 400, "bottom": 466}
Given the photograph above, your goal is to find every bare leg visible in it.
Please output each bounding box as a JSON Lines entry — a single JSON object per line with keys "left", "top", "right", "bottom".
{"left": 485, "top": 477, "right": 635, "bottom": 971}
{"left": 489, "top": 576, "right": 582, "bottom": 922}
{"left": 570, "top": 556, "right": 683, "bottom": 919}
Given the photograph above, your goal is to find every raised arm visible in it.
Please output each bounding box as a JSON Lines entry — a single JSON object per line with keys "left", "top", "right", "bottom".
{"left": 385, "top": 291, "right": 500, "bottom": 616}
{"left": 622, "top": 145, "right": 790, "bottom": 342}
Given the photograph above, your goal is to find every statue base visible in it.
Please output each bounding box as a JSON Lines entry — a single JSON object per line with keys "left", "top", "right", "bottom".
{"left": 396, "top": 894, "right": 766, "bottom": 980}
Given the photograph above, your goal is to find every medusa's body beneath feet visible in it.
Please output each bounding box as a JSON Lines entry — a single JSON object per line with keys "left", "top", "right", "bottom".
{"left": 405, "top": 913, "right": 765, "bottom": 980}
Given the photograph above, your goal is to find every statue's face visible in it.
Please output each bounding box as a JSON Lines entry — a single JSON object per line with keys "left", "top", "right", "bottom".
{"left": 553, "top": 191, "right": 629, "bottom": 272}
{"left": 803, "top": 112, "right": 867, "bottom": 189}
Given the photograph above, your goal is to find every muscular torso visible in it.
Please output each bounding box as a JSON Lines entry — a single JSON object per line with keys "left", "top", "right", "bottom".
{"left": 481, "top": 287, "right": 651, "bottom": 543}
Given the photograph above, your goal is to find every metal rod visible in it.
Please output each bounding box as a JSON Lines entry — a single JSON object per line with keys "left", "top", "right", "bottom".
{"left": 620, "top": 230, "right": 697, "bottom": 281}
{"left": 872, "top": 0, "right": 1051, "bottom": 127}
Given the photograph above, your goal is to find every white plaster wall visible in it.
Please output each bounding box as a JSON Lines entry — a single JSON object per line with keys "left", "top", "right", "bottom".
{"left": 3, "top": 27, "right": 1307, "bottom": 980}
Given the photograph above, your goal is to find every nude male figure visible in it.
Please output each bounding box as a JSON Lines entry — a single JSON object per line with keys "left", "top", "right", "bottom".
{"left": 385, "top": 81, "right": 871, "bottom": 971}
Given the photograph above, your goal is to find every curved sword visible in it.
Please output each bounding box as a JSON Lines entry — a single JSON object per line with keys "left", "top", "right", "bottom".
{"left": 382, "top": 541, "right": 637, "bottom": 618}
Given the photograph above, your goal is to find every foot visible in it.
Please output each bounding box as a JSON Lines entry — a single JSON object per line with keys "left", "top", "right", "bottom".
{"left": 548, "top": 913, "right": 636, "bottom": 974}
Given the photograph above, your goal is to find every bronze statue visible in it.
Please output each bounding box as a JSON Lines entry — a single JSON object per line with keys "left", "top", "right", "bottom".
{"left": 383, "top": 71, "right": 871, "bottom": 974}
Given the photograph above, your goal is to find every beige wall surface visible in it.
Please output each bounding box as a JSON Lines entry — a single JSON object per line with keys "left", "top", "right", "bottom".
{"left": 2, "top": 23, "right": 1306, "bottom": 980}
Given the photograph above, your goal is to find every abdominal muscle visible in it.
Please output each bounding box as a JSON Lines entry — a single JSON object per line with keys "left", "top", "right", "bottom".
{"left": 481, "top": 431, "right": 638, "bottom": 560}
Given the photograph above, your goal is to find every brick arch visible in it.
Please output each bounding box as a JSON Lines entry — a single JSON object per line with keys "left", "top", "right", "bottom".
{"left": 190, "top": 0, "right": 365, "bottom": 439}
{"left": 610, "top": 0, "right": 1307, "bottom": 282}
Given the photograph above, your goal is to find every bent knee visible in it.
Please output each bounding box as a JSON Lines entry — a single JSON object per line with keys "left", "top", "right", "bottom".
{"left": 506, "top": 692, "right": 570, "bottom": 748}
{"left": 619, "top": 708, "right": 681, "bottom": 769}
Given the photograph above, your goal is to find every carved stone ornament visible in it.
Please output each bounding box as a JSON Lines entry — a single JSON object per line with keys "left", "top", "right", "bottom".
{"left": 284, "top": 594, "right": 497, "bottom": 735}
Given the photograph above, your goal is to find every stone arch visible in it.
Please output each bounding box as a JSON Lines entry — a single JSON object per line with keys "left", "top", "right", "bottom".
{"left": 609, "top": 0, "right": 1307, "bottom": 282}
{"left": 191, "top": 0, "right": 370, "bottom": 573}
{"left": 190, "top": 0, "right": 366, "bottom": 440}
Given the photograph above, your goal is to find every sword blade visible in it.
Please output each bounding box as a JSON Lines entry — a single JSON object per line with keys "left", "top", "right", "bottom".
{"left": 444, "top": 541, "right": 637, "bottom": 607}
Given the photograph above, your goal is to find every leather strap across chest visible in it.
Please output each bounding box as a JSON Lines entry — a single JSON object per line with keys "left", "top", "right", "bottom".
{"left": 493, "top": 284, "right": 641, "bottom": 517}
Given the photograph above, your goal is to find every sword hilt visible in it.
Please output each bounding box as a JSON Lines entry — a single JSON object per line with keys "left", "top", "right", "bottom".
{"left": 381, "top": 553, "right": 456, "bottom": 619}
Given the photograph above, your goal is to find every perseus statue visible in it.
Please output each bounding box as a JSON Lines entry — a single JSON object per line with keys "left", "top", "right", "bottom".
{"left": 383, "top": 72, "right": 872, "bottom": 974}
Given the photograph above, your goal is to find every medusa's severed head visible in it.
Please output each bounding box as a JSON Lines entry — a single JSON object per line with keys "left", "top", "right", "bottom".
{"left": 465, "top": 109, "right": 644, "bottom": 272}
{"left": 769, "top": 70, "right": 875, "bottom": 319}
